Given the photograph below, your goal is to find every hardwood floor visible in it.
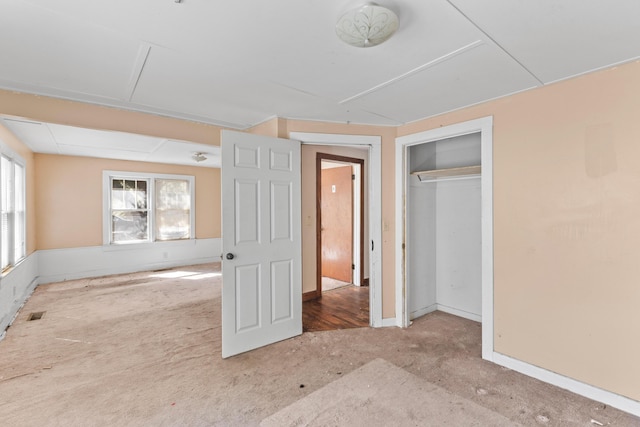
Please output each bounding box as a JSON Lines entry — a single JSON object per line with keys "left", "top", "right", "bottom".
{"left": 302, "top": 285, "right": 369, "bottom": 332}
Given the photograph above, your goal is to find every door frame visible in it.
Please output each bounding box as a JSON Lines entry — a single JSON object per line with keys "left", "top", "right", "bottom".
{"left": 290, "top": 132, "right": 383, "bottom": 327}
{"left": 317, "top": 153, "right": 365, "bottom": 293}
{"left": 394, "top": 116, "right": 494, "bottom": 361}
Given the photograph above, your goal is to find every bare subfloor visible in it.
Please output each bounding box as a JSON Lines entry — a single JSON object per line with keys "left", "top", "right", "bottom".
{"left": 0, "top": 263, "right": 637, "bottom": 426}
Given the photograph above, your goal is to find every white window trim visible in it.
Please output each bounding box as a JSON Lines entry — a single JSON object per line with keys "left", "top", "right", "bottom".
{"left": 102, "top": 170, "right": 195, "bottom": 247}
{"left": 0, "top": 139, "right": 26, "bottom": 274}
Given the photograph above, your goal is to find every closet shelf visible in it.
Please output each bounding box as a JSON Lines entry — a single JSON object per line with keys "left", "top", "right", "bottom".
{"left": 411, "top": 165, "right": 481, "bottom": 181}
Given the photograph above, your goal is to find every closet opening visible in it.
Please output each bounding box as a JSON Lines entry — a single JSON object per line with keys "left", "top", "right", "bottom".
{"left": 407, "top": 133, "right": 482, "bottom": 322}
{"left": 395, "top": 116, "right": 494, "bottom": 360}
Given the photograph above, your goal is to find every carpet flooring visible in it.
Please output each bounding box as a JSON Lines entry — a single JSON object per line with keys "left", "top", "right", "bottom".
{"left": 0, "top": 263, "right": 637, "bottom": 426}
{"left": 261, "top": 358, "right": 519, "bottom": 426}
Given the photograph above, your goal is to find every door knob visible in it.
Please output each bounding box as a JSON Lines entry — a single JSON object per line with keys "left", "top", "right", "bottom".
{"left": 226, "top": 253, "right": 235, "bottom": 260}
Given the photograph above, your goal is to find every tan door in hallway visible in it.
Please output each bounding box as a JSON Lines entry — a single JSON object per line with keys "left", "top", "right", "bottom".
{"left": 321, "top": 165, "right": 353, "bottom": 283}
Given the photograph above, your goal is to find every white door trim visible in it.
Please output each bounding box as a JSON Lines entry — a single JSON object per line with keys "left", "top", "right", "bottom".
{"left": 394, "top": 117, "right": 494, "bottom": 361}
{"left": 289, "top": 132, "right": 383, "bottom": 327}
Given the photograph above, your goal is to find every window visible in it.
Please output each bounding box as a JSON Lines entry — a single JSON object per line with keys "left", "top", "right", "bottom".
{"left": 104, "top": 172, "right": 194, "bottom": 245}
{"left": 1, "top": 150, "right": 26, "bottom": 272}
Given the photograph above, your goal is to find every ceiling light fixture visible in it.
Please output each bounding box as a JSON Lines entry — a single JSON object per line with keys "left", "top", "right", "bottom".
{"left": 336, "top": 3, "right": 399, "bottom": 48}
{"left": 192, "top": 152, "right": 207, "bottom": 162}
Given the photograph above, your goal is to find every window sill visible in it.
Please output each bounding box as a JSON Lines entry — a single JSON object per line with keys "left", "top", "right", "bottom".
{"left": 102, "top": 239, "right": 197, "bottom": 252}
{"left": 1, "top": 256, "right": 27, "bottom": 279}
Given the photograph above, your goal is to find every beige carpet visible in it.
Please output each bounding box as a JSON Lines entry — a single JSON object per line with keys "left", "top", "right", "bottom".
{"left": 261, "top": 358, "right": 521, "bottom": 427}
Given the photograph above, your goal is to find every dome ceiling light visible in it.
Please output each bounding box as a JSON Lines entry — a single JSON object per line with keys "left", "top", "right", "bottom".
{"left": 192, "top": 152, "right": 207, "bottom": 162}
{"left": 336, "top": 3, "right": 399, "bottom": 48}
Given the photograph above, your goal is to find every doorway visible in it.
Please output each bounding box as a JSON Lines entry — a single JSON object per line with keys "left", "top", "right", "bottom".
{"left": 317, "top": 153, "right": 365, "bottom": 293}
{"left": 301, "top": 152, "right": 369, "bottom": 331}
{"left": 301, "top": 153, "right": 369, "bottom": 332}
{"left": 290, "top": 131, "right": 383, "bottom": 328}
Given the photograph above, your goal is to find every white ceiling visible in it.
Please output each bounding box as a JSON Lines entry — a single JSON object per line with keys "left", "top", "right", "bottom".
{"left": 0, "top": 0, "right": 639, "bottom": 164}
{"left": 0, "top": 116, "right": 220, "bottom": 167}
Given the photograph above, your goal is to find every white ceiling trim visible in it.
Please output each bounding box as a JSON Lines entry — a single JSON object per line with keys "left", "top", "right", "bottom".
{"left": 0, "top": 78, "right": 248, "bottom": 130}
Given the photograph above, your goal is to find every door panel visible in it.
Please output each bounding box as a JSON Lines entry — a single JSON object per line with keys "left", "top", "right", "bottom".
{"left": 235, "top": 180, "right": 260, "bottom": 245}
{"left": 235, "top": 264, "right": 261, "bottom": 332}
{"left": 271, "top": 259, "right": 293, "bottom": 323}
{"left": 271, "top": 182, "right": 292, "bottom": 242}
{"left": 321, "top": 165, "right": 353, "bottom": 283}
{"left": 222, "top": 130, "right": 301, "bottom": 358}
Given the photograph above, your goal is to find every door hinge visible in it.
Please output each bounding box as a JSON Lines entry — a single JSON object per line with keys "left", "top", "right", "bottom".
{"left": 352, "top": 264, "right": 355, "bottom": 270}
{"left": 352, "top": 174, "right": 355, "bottom": 180}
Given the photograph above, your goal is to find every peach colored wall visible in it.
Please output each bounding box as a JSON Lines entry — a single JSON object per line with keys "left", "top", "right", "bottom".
{"left": 35, "top": 154, "right": 220, "bottom": 250}
{"left": 398, "top": 60, "right": 640, "bottom": 401}
{"left": 0, "top": 90, "right": 223, "bottom": 146}
{"left": 0, "top": 124, "right": 36, "bottom": 255}
{"left": 246, "top": 117, "right": 279, "bottom": 137}
{"left": 285, "top": 120, "right": 397, "bottom": 318}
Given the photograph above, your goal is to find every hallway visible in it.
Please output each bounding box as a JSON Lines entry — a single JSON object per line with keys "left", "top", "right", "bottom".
{"left": 302, "top": 285, "right": 369, "bottom": 332}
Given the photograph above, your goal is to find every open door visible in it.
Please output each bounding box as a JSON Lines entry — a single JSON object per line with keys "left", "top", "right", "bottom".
{"left": 321, "top": 164, "right": 353, "bottom": 284}
{"left": 221, "top": 130, "right": 301, "bottom": 358}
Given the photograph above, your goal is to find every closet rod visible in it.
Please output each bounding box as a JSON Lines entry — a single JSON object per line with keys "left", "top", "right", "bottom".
{"left": 416, "top": 174, "right": 481, "bottom": 183}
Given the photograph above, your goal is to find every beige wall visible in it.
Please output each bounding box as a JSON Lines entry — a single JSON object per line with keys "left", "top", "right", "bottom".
{"left": 34, "top": 154, "right": 220, "bottom": 250}
{"left": 0, "top": 124, "right": 36, "bottom": 255}
{"left": 398, "top": 60, "right": 640, "bottom": 401}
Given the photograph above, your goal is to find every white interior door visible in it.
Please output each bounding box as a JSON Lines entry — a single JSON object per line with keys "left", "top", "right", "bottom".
{"left": 221, "top": 130, "right": 301, "bottom": 358}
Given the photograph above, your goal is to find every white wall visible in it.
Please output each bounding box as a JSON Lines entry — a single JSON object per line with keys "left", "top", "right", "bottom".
{"left": 435, "top": 178, "right": 482, "bottom": 319}
{"left": 407, "top": 176, "right": 437, "bottom": 318}
{"left": 0, "top": 238, "right": 220, "bottom": 338}
{"left": 0, "top": 252, "right": 38, "bottom": 337}
{"left": 39, "top": 238, "right": 221, "bottom": 284}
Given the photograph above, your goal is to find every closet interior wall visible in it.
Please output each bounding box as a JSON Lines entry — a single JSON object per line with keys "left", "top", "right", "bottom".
{"left": 407, "top": 133, "right": 482, "bottom": 322}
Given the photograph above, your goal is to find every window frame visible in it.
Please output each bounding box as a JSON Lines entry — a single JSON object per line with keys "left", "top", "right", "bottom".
{"left": 0, "top": 141, "right": 26, "bottom": 273}
{"left": 102, "top": 171, "right": 195, "bottom": 246}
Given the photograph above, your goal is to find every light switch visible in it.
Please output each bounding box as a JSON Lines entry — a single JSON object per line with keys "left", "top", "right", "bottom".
{"left": 332, "top": 185, "right": 336, "bottom": 193}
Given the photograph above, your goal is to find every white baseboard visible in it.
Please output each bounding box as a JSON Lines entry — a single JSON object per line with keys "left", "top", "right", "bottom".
{"left": 0, "top": 252, "right": 39, "bottom": 334}
{"left": 436, "top": 304, "right": 482, "bottom": 323}
{"left": 38, "top": 238, "right": 221, "bottom": 284}
{"left": 409, "top": 304, "right": 481, "bottom": 323}
{"left": 380, "top": 317, "right": 399, "bottom": 327}
{"left": 493, "top": 352, "right": 640, "bottom": 418}
{"left": 410, "top": 304, "right": 438, "bottom": 321}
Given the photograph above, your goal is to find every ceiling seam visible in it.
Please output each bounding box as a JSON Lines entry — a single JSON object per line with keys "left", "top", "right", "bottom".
{"left": 43, "top": 123, "right": 62, "bottom": 155}
{"left": 444, "top": 0, "right": 544, "bottom": 86}
{"left": 125, "top": 43, "right": 152, "bottom": 102}
{"left": 338, "top": 40, "right": 484, "bottom": 105}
